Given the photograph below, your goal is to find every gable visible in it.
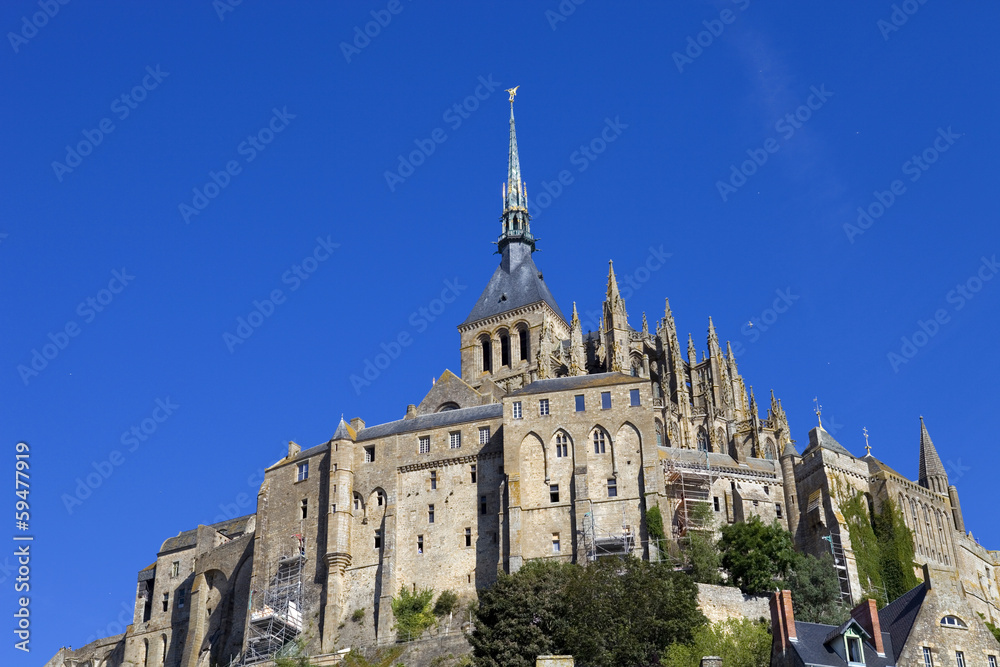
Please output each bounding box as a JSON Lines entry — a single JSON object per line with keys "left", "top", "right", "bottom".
{"left": 415, "top": 369, "right": 487, "bottom": 416}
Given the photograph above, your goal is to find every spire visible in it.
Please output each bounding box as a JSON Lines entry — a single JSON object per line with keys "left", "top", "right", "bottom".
{"left": 687, "top": 333, "right": 697, "bottom": 364}
{"left": 918, "top": 416, "right": 948, "bottom": 494}
{"left": 642, "top": 312, "right": 649, "bottom": 336}
{"left": 499, "top": 86, "right": 533, "bottom": 252}
{"left": 726, "top": 340, "right": 739, "bottom": 375}
{"left": 570, "top": 302, "right": 585, "bottom": 375}
{"left": 607, "top": 260, "right": 620, "bottom": 300}
{"left": 707, "top": 316, "right": 721, "bottom": 356}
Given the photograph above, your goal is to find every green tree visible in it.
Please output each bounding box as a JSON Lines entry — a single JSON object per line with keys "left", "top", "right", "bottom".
{"left": 718, "top": 516, "right": 796, "bottom": 594}
{"left": 785, "top": 552, "right": 847, "bottom": 624}
{"left": 391, "top": 587, "right": 436, "bottom": 641}
{"left": 433, "top": 589, "right": 459, "bottom": 617}
{"left": 686, "top": 502, "right": 721, "bottom": 585}
{"left": 661, "top": 617, "right": 771, "bottom": 667}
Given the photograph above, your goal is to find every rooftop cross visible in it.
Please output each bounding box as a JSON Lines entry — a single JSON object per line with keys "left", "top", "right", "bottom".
{"left": 813, "top": 397, "right": 823, "bottom": 428}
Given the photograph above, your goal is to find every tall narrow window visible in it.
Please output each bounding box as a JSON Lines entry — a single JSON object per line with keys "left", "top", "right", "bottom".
{"left": 428, "top": 504, "right": 435, "bottom": 523}
{"left": 470, "top": 464, "right": 477, "bottom": 483}
{"left": 601, "top": 391, "right": 611, "bottom": 409}
{"left": 555, "top": 432, "right": 568, "bottom": 458}
{"left": 956, "top": 652, "right": 966, "bottom": 667}
{"left": 713, "top": 496, "right": 720, "bottom": 512}
{"left": 162, "top": 592, "right": 169, "bottom": 612}
{"left": 656, "top": 421, "right": 663, "bottom": 447}
{"left": 518, "top": 326, "right": 529, "bottom": 361}
{"left": 552, "top": 533, "right": 560, "bottom": 553}
{"left": 374, "top": 530, "right": 382, "bottom": 549}
{"left": 607, "top": 478, "right": 618, "bottom": 497}
{"left": 450, "top": 431, "right": 461, "bottom": 449}
{"left": 297, "top": 462, "right": 309, "bottom": 481}
{"left": 479, "top": 426, "right": 490, "bottom": 444}
{"left": 776, "top": 503, "right": 783, "bottom": 518}
{"left": 419, "top": 436, "right": 430, "bottom": 454}
{"left": 923, "top": 648, "right": 934, "bottom": 667}
{"left": 550, "top": 484, "right": 559, "bottom": 503}
{"left": 177, "top": 588, "right": 186, "bottom": 609}
{"left": 593, "top": 430, "right": 606, "bottom": 454}
{"left": 629, "top": 388, "right": 640, "bottom": 406}
{"left": 846, "top": 636, "right": 863, "bottom": 663}
{"left": 512, "top": 401, "right": 522, "bottom": 419}
{"left": 377, "top": 492, "right": 384, "bottom": 506}
{"left": 539, "top": 398, "right": 550, "bottom": 416}
{"left": 500, "top": 332, "right": 510, "bottom": 367}
{"left": 481, "top": 337, "right": 492, "bottom": 372}
{"left": 417, "top": 535, "right": 423, "bottom": 553}
{"left": 465, "top": 527, "right": 472, "bottom": 547}
{"left": 430, "top": 471, "right": 437, "bottom": 490}
{"left": 300, "top": 498, "right": 308, "bottom": 519}
{"left": 480, "top": 495, "right": 488, "bottom": 515}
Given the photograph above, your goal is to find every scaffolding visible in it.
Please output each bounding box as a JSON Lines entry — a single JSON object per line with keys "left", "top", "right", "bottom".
{"left": 665, "top": 454, "right": 715, "bottom": 539}
{"left": 242, "top": 536, "right": 307, "bottom": 666}
{"left": 822, "top": 530, "right": 854, "bottom": 606}
{"left": 582, "top": 501, "right": 636, "bottom": 562}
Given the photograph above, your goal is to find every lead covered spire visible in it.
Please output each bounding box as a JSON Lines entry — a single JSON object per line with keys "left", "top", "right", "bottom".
{"left": 918, "top": 416, "right": 948, "bottom": 494}
{"left": 499, "top": 86, "right": 534, "bottom": 251}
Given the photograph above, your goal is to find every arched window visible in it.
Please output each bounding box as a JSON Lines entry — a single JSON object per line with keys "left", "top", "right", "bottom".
{"left": 940, "top": 615, "right": 967, "bottom": 628}
{"left": 437, "top": 402, "right": 459, "bottom": 412}
{"left": 499, "top": 329, "right": 511, "bottom": 367}
{"left": 697, "top": 429, "right": 708, "bottom": 452}
{"left": 142, "top": 639, "right": 149, "bottom": 667}
{"left": 161, "top": 635, "right": 167, "bottom": 666}
{"left": 655, "top": 420, "right": 664, "bottom": 447}
{"left": 764, "top": 437, "right": 775, "bottom": 460}
{"left": 518, "top": 325, "right": 530, "bottom": 362}
{"left": 480, "top": 335, "right": 492, "bottom": 373}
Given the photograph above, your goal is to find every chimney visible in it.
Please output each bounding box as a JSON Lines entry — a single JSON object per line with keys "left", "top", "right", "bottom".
{"left": 850, "top": 598, "right": 885, "bottom": 656}
{"left": 922, "top": 563, "right": 932, "bottom": 590}
{"left": 288, "top": 440, "right": 301, "bottom": 458}
{"left": 770, "top": 590, "right": 797, "bottom": 654}
{"left": 350, "top": 417, "right": 365, "bottom": 433}
{"left": 404, "top": 404, "right": 417, "bottom": 420}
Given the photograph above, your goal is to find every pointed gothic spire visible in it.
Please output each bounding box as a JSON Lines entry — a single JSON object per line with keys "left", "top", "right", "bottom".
{"left": 642, "top": 312, "right": 648, "bottom": 336}
{"left": 687, "top": 333, "right": 697, "bottom": 364}
{"left": 918, "top": 416, "right": 948, "bottom": 494}
{"left": 571, "top": 301, "right": 581, "bottom": 329}
{"left": 726, "top": 341, "right": 739, "bottom": 374}
{"left": 707, "top": 316, "right": 721, "bottom": 355}
{"left": 607, "top": 260, "right": 620, "bottom": 300}
{"left": 499, "top": 87, "right": 533, "bottom": 252}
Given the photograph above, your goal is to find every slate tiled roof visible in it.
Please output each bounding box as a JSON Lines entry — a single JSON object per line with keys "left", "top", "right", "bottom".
{"left": 356, "top": 403, "right": 503, "bottom": 442}
{"left": 509, "top": 372, "right": 639, "bottom": 396}
{"left": 803, "top": 426, "right": 855, "bottom": 457}
{"left": 462, "top": 243, "right": 566, "bottom": 325}
{"left": 878, "top": 581, "right": 927, "bottom": 653}
{"left": 159, "top": 514, "right": 254, "bottom": 555}
{"left": 792, "top": 621, "right": 895, "bottom": 667}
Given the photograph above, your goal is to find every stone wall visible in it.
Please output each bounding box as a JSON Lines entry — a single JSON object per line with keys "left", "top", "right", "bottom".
{"left": 697, "top": 583, "right": 770, "bottom": 624}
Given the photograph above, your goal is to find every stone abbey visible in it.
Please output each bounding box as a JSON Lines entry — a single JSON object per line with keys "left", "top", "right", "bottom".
{"left": 48, "top": 96, "right": 1000, "bottom": 667}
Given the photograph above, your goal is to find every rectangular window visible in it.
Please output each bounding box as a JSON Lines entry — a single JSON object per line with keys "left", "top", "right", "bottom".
{"left": 171, "top": 561, "right": 180, "bottom": 577}
{"left": 417, "top": 535, "right": 423, "bottom": 553}
{"left": 847, "top": 636, "right": 863, "bottom": 664}
{"left": 593, "top": 430, "right": 606, "bottom": 454}
{"left": 450, "top": 431, "right": 461, "bottom": 449}
{"left": 776, "top": 503, "right": 783, "bottom": 519}
{"left": 374, "top": 530, "right": 382, "bottom": 549}
{"left": 430, "top": 471, "right": 437, "bottom": 490}
{"left": 956, "top": 652, "right": 965, "bottom": 667}
{"left": 162, "top": 592, "right": 169, "bottom": 612}
{"left": 419, "top": 436, "right": 430, "bottom": 454}
{"left": 297, "top": 462, "right": 309, "bottom": 481}
{"left": 428, "top": 504, "right": 435, "bottom": 523}
{"left": 601, "top": 391, "right": 611, "bottom": 410}
{"left": 539, "top": 398, "right": 550, "bottom": 416}
{"left": 512, "top": 401, "right": 522, "bottom": 419}
{"left": 470, "top": 464, "right": 477, "bottom": 483}
{"left": 364, "top": 446, "right": 375, "bottom": 463}
{"left": 550, "top": 484, "right": 559, "bottom": 503}
{"left": 333, "top": 463, "right": 338, "bottom": 472}
{"left": 629, "top": 388, "right": 640, "bottom": 406}
{"left": 575, "top": 394, "right": 585, "bottom": 412}
{"left": 480, "top": 495, "right": 488, "bottom": 515}
{"left": 607, "top": 478, "right": 618, "bottom": 497}
{"left": 923, "top": 648, "right": 934, "bottom": 667}
{"left": 331, "top": 503, "right": 337, "bottom": 513}
{"left": 987, "top": 656, "right": 996, "bottom": 667}
{"left": 479, "top": 427, "right": 490, "bottom": 444}
{"left": 465, "top": 527, "right": 472, "bottom": 547}
{"left": 552, "top": 533, "right": 560, "bottom": 553}
{"left": 300, "top": 498, "right": 308, "bottom": 519}
{"left": 713, "top": 497, "right": 720, "bottom": 512}
{"left": 178, "top": 588, "right": 186, "bottom": 609}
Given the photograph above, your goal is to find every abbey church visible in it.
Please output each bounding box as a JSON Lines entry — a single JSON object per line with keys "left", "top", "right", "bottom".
{"left": 47, "top": 95, "right": 1000, "bottom": 667}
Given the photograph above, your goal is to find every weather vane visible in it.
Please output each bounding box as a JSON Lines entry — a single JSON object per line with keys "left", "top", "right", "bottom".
{"left": 863, "top": 427, "right": 871, "bottom": 456}
{"left": 505, "top": 85, "right": 519, "bottom": 104}
{"left": 813, "top": 397, "right": 822, "bottom": 428}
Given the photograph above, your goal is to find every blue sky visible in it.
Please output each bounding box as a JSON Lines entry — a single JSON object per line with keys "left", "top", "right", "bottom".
{"left": 3, "top": 0, "right": 999, "bottom": 662}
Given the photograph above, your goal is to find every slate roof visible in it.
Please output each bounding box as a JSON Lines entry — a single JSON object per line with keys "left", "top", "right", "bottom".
{"left": 159, "top": 514, "right": 254, "bottom": 555}
{"left": 356, "top": 403, "right": 503, "bottom": 442}
{"left": 878, "top": 581, "right": 927, "bottom": 653}
{"left": 791, "top": 621, "right": 896, "bottom": 667}
{"left": 509, "top": 372, "right": 639, "bottom": 396}
{"left": 462, "top": 242, "right": 566, "bottom": 325}
{"left": 803, "top": 426, "right": 855, "bottom": 457}
{"left": 918, "top": 416, "right": 947, "bottom": 485}
{"left": 332, "top": 418, "right": 356, "bottom": 441}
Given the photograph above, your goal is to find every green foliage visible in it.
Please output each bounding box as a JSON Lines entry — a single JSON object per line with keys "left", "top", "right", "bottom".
{"left": 718, "top": 516, "right": 796, "bottom": 594}
{"left": 342, "top": 646, "right": 404, "bottom": 667}
{"left": 391, "top": 587, "right": 436, "bottom": 640}
{"left": 661, "top": 617, "right": 771, "bottom": 667}
{"left": 983, "top": 615, "right": 1000, "bottom": 642}
{"left": 839, "top": 490, "right": 884, "bottom": 606}
{"left": 352, "top": 607, "right": 366, "bottom": 623}
{"left": 647, "top": 505, "right": 666, "bottom": 543}
{"left": 433, "top": 589, "right": 459, "bottom": 617}
{"left": 785, "top": 552, "right": 848, "bottom": 625}
{"left": 686, "top": 502, "right": 721, "bottom": 585}
{"left": 274, "top": 638, "right": 316, "bottom": 667}
{"left": 469, "top": 558, "right": 705, "bottom": 667}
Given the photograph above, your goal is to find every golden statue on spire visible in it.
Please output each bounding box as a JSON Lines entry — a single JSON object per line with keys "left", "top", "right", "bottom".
{"left": 505, "top": 85, "right": 520, "bottom": 104}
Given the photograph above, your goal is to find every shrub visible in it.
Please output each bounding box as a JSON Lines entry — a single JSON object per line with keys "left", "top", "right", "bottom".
{"left": 433, "top": 590, "right": 459, "bottom": 617}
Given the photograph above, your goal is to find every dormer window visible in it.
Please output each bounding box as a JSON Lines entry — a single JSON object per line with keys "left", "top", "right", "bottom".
{"left": 940, "top": 615, "right": 967, "bottom": 629}
{"left": 846, "top": 634, "right": 864, "bottom": 664}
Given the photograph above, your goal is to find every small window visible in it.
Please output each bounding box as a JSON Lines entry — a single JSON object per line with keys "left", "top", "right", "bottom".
{"left": 552, "top": 532, "right": 560, "bottom": 553}
{"left": 171, "top": 561, "right": 180, "bottom": 577}
{"left": 300, "top": 498, "right": 308, "bottom": 519}
{"left": 776, "top": 503, "right": 783, "bottom": 519}
{"left": 575, "top": 394, "right": 585, "bottom": 412}
{"left": 354, "top": 497, "right": 360, "bottom": 511}
{"left": 764, "top": 485, "right": 770, "bottom": 495}
{"left": 297, "top": 462, "right": 309, "bottom": 481}
{"left": 607, "top": 478, "right": 617, "bottom": 497}
{"left": 465, "top": 527, "right": 472, "bottom": 547}
{"left": 629, "top": 389, "right": 640, "bottom": 406}
{"left": 846, "top": 635, "right": 863, "bottom": 664}
{"left": 923, "top": 647, "right": 934, "bottom": 667}
{"left": 513, "top": 401, "right": 522, "bottom": 419}
{"left": 177, "top": 588, "right": 186, "bottom": 609}
{"left": 601, "top": 391, "right": 611, "bottom": 409}
{"left": 333, "top": 463, "right": 338, "bottom": 472}
{"left": 419, "top": 436, "right": 430, "bottom": 454}
{"left": 364, "top": 446, "right": 375, "bottom": 463}
{"left": 550, "top": 484, "right": 559, "bottom": 503}
{"left": 428, "top": 504, "right": 435, "bottom": 523}
{"left": 430, "top": 471, "right": 437, "bottom": 490}
{"left": 377, "top": 492, "right": 384, "bottom": 506}
{"left": 987, "top": 656, "right": 996, "bottom": 667}
{"left": 713, "top": 497, "right": 720, "bottom": 512}
{"left": 593, "top": 430, "right": 606, "bottom": 454}
{"left": 162, "top": 592, "right": 169, "bottom": 612}
{"left": 480, "top": 495, "right": 488, "bottom": 515}
{"left": 450, "top": 431, "right": 461, "bottom": 449}
{"left": 331, "top": 503, "right": 337, "bottom": 513}
{"left": 539, "top": 398, "right": 550, "bottom": 416}
{"left": 555, "top": 432, "right": 568, "bottom": 458}
{"left": 479, "top": 427, "right": 490, "bottom": 444}
{"left": 470, "top": 464, "right": 477, "bottom": 483}
{"left": 941, "top": 616, "right": 967, "bottom": 628}
{"left": 417, "top": 535, "right": 423, "bottom": 553}
{"left": 956, "top": 652, "right": 965, "bottom": 667}
{"left": 374, "top": 530, "right": 382, "bottom": 549}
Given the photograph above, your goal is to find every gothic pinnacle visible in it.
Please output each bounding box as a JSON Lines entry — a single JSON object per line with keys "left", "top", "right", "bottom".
{"left": 607, "top": 260, "right": 620, "bottom": 300}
